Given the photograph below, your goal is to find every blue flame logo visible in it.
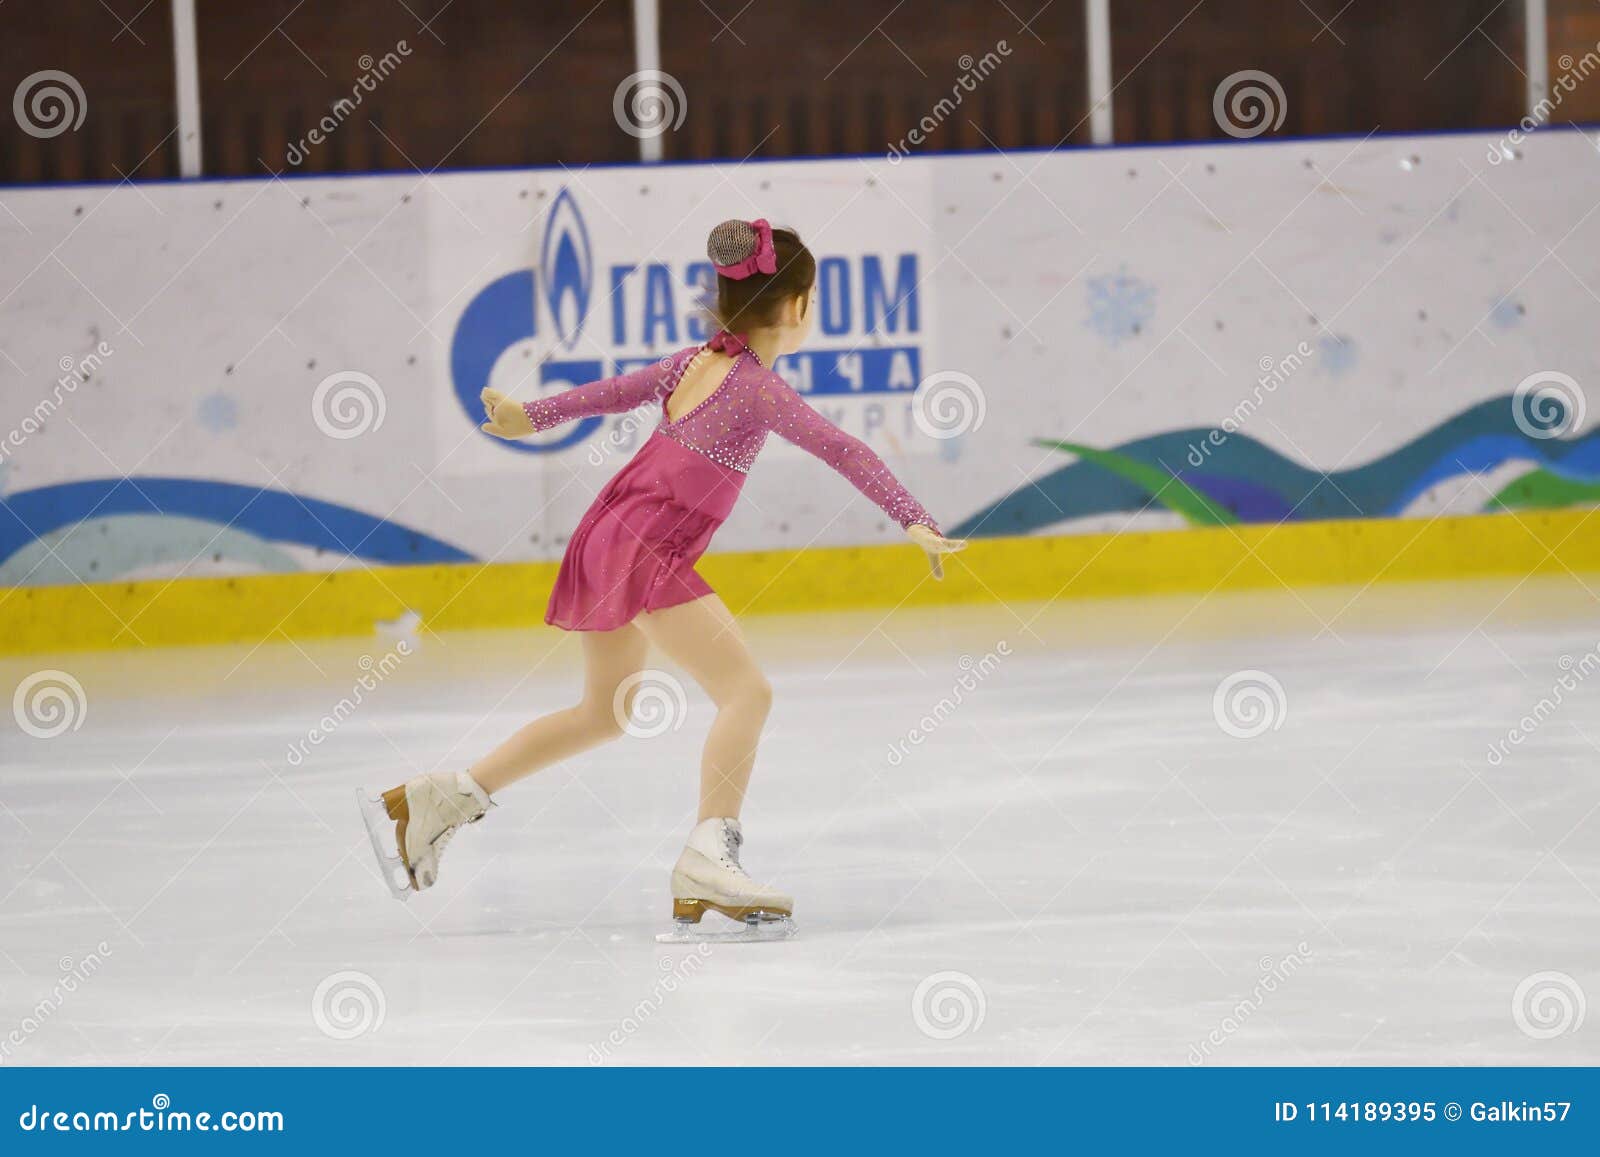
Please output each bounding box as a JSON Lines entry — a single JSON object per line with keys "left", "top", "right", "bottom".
{"left": 541, "top": 188, "right": 592, "bottom": 349}
{"left": 449, "top": 187, "right": 603, "bottom": 453}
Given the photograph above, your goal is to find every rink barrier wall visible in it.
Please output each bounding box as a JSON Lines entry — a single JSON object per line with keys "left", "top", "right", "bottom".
{"left": 6, "top": 131, "right": 1600, "bottom": 597}
{"left": 2, "top": 508, "right": 1596, "bottom": 654}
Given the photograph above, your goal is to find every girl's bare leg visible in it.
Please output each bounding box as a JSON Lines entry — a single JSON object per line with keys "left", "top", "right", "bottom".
{"left": 469, "top": 624, "right": 649, "bottom": 795}
{"left": 635, "top": 594, "right": 771, "bottom": 821}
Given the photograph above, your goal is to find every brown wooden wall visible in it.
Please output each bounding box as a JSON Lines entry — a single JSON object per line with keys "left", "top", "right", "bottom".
{"left": 1110, "top": 0, "right": 1525, "bottom": 142}
{"left": 196, "top": 0, "right": 636, "bottom": 178}
{"left": 2, "top": 0, "right": 178, "bottom": 184}
{"left": 2, "top": 1, "right": 1594, "bottom": 186}
{"left": 659, "top": 1, "right": 1089, "bottom": 159}
{"left": 1549, "top": 0, "right": 1600, "bottom": 122}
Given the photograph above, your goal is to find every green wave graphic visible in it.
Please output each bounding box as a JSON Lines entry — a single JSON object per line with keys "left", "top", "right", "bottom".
{"left": 1487, "top": 468, "right": 1600, "bottom": 512}
{"left": 1031, "top": 439, "right": 1238, "bottom": 527}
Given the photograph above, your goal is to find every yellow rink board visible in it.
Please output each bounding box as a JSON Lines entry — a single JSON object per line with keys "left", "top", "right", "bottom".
{"left": 1, "top": 509, "right": 1597, "bottom": 654}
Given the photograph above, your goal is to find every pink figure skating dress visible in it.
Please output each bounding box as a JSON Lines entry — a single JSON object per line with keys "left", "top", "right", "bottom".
{"left": 523, "top": 333, "right": 939, "bottom": 631}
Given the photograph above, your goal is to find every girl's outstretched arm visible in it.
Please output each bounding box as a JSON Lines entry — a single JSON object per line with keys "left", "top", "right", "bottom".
{"left": 480, "top": 357, "right": 679, "bottom": 439}
{"left": 763, "top": 379, "right": 967, "bottom": 578}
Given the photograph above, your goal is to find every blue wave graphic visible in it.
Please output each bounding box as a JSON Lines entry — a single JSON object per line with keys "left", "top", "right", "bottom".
{"left": 0, "top": 477, "right": 473, "bottom": 571}
{"left": 952, "top": 395, "right": 1600, "bottom": 537}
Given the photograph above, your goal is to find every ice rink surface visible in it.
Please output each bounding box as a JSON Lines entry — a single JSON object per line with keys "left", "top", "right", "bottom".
{"left": 2, "top": 576, "right": 1597, "bottom": 1066}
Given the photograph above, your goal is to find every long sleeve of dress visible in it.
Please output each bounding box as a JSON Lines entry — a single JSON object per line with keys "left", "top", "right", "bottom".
{"left": 521, "top": 358, "right": 676, "bottom": 433}
{"left": 763, "top": 381, "right": 939, "bottom": 532}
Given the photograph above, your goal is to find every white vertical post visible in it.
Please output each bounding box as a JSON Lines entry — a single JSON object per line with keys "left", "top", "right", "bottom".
{"left": 171, "top": 0, "right": 203, "bottom": 176}
{"left": 1525, "top": 0, "right": 1549, "bottom": 119}
{"left": 631, "top": 0, "right": 663, "bottom": 163}
{"left": 1086, "top": 0, "right": 1114, "bottom": 145}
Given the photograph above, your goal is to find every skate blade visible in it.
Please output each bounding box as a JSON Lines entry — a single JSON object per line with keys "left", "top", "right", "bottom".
{"left": 655, "top": 912, "right": 797, "bottom": 945}
{"left": 356, "top": 788, "right": 415, "bottom": 902}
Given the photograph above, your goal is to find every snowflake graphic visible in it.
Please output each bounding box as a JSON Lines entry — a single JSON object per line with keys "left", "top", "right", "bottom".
{"left": 1488, "top": 295, "right": 1525, "bottom": 330}
{"left": 1085, "top": 270, "right": 1156, "bottom": 347}
{"left": 1317, "top": 333, "right": 1358, "bottom": 377}
{"left": 197, "top": 392, "right": 239, "bottom": 432}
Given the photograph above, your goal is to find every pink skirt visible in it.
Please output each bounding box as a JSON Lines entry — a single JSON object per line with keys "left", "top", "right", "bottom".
{"left": 546, "top": 432, "right": 745, "bottom": 632}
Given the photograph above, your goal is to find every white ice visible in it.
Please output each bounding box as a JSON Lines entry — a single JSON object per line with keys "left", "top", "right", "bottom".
{"left": 2, "top": 576, "right": 1597, "bottom": 1065}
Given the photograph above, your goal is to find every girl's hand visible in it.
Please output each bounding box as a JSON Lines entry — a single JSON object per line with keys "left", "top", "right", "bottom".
{"left": 480, "top": 388, "right": 534, "bottom": 439}
{"left": 907, "top": 524, "right": 967, "bottom": 580}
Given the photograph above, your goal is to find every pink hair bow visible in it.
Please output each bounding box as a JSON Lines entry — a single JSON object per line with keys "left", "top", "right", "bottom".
{"left": 712, "top": 218, "right": 777, "bottom": 281}
{"left": 707, "top": 330, "right": 751, "bottom": 355}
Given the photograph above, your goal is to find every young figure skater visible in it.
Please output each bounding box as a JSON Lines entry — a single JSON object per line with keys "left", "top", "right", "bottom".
{"left": 364, "top": 219, "right": 964, "bottom": 936}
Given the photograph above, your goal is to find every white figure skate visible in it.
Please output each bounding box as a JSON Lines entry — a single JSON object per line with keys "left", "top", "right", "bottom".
{"left": 656, "top": 818, "right": 796, "bottom": 943}
{"left": 357, "top": 771, "right": 492, "bottom": 900}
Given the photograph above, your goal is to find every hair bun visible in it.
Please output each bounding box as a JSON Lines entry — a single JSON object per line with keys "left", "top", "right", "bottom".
{"left": 707, "top": 219, "right": 758, "bottom": 266}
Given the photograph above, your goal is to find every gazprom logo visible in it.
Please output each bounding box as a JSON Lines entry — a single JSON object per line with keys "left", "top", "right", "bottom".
{"left": 450, "top": 187, "right": 602, "bottom": 453}
{"left": 541, "top": 188, "right": 592, "bottom": 349}
{"left": 450, "top": 184, "right": 924, "bottom": 454}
